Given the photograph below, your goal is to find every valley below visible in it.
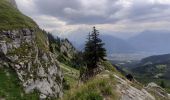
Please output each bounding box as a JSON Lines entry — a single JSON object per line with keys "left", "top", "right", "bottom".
{"left": 109, "top": 53, "right": 170, "bottom": 93}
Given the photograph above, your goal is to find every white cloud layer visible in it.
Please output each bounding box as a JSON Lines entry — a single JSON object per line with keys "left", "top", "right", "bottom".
{"left": 15, "top": 0, "right": 170, "bottom": 38}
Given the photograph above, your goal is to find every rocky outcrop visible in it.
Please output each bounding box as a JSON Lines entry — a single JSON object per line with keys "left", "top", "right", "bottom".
{"left": 60, "top": 39, "right": 77, "bottom": 58}
{"left": 0, "top": 29, "right": 63, "bottom": 99}
{"left": 114, "top": 74, "right": 170, "bottom": 100}
{"left": 115, "top": 75, "right": 155, "bottom": 100}
{"left": 146, "top": 82, "right": 170, "bottom": 100}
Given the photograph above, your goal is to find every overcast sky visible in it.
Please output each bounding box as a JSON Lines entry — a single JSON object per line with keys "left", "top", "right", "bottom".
{"left": 15, "top": 0, "right": 170, "bottom": 39}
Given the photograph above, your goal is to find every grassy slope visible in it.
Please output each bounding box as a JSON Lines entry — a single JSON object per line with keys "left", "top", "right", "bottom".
{"left": 61, "top": 61, "right": 122, "bottom": 100}
{"left": 61, "top": 60, "right": 170, "bottom": 100}
{"left": 0, "top": 1, "right": 50, "bottom": 99}
{"left": 0, "top": 66, "right": 39, "bottom": 100}
{"left": 0, "top": 0, "right": 36, "bottom": 30}
{"left": 60, "top": 63, "right": 79, "bottom": 88}
{"left": 0, "top": 0, "right": 49, "bottom": 51}
{"left": 35, "top": 30, "right": 49, "bottom": 51}
{"left": 63, "top": 75, "right": 119, "bottom": 100}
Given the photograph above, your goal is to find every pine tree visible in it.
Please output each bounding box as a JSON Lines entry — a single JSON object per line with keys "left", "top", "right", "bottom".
{"left": 84, "top": 32, "right": 93, "bottom": 68}
{"left": 84, "top": 27, "right": 106, "bottom": 70}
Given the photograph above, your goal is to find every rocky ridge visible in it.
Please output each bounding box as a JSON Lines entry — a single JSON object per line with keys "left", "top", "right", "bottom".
{"left": 0, "top": 28, "right": 63, "bottom": 99}
{"left": 60, "top": 39, "right": 77, "bottom": 58}
{"left": 114, "top": 74, "right": 170, "bottom": 100}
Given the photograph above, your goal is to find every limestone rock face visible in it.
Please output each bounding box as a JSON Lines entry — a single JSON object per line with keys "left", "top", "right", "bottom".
{"left": 0, "top": 41, "right": 7, "bottom": 54}
{"left": 115, "top": 74, "right": 170, "bottom": 100}
{"left": 146, "top": 82, "right": 170, "bottom": 100}
{"left": 114, "top": 74, "right": 155, "bottom": 100}
{"left": 60, "top": 39, "right": 77, "bottom": 58}
{"left": 0, "top": 29, "right": 63, "bottom": 99}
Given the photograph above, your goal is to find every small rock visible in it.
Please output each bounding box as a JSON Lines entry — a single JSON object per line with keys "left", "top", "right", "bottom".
{"left": 40, "top": 94, "right": 47, "bottom": 100}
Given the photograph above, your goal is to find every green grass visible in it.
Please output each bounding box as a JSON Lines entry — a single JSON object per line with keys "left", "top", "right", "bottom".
{"left": 60, "top": 63, "right": 118, "bottom": 99}
{"left": 0, "top": 66, "right": 39, "bottom": 100}
{"left": 0, "top": 0, "right": 37, "bottom": 30}
{"left": 60, "top": 63, "right": 79, "bottom": 88}
{"left": 166, "top": 88, "right": 170, "bottom": 93}
{"left": 102, "top": 61, "right": 118, "bottom": 72}
{"left": 60, "top": 63, "right": 79, "bottom": 74}
{"left": 101, "top": 61, "right": 124, "bottom": 78}
{"left": 63, "top": 73, "right": 119, "bottom": 100}
{"left": 35, "top": 30, "right": 49, "bottom": 51}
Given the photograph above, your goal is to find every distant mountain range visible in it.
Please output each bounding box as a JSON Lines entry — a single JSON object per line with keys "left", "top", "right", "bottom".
{"left": 100, "top": 35, "right": 136, "bottom": 54}
{"left": 73, "top": 35, "right": 136, "bottom": 53}
{"left": 128, "top": 30, "right": 170, "bottom": 54}
{"left": 72, "top": 30, "right": 170, "bottom": 55}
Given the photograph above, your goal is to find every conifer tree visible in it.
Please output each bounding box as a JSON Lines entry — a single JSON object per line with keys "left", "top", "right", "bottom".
{"left": 84, "top": 27, "right": 106, "bottom": 70}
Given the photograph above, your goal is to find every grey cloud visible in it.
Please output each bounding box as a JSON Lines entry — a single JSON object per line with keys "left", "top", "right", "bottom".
{"left": 128, "top": 3, "right": 170, "bottom": 22}
{"left": 33, "top": 0, "right": 170, "bottom": 25}
{"left": 33, "top": 0, "right": 121, "bottom": 24}
{"left": 34, "top": 0, "right": 82, "bottom": 23}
